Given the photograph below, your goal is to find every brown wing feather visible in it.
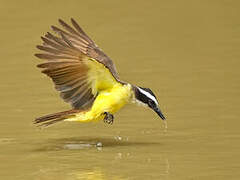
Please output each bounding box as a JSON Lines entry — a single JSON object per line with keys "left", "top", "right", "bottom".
{"left": 53, "top": 19, "right": 120, "bottom": 79}
{"left": 35, "top": 18, "right": 121, "bottom": 110}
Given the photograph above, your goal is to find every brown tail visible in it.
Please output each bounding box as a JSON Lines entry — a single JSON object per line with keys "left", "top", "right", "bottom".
{"left": 34, "top": 109, "right": 80, "bottom": 127}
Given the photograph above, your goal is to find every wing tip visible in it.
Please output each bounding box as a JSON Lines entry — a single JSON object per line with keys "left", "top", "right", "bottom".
{"left": 36, "top": 45, "right": 42, "bottom": 50}
{"left": 40, "top": 36, "right": 48, "bottom": 42}
{"left": 58, "top": 18, "right": 64, "bottom": 24}
{"left": 45, "top": 32, "right": 51, "bottom": 38}
{"left": 34, "top": 53, "right": 42, "bottom": 58}
{"left": 70, "top": 18, "right": 76, "bottom": 24}
{"left": 51, "top": 25, "right": 58, "bottom": 32}
{"left": 36, "top": 63, "right": 44, "bottom": 68}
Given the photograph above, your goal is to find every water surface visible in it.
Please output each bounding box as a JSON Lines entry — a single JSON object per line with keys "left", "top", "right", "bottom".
{"left": 1, "top": 0, "right": 240, "bottom": 179}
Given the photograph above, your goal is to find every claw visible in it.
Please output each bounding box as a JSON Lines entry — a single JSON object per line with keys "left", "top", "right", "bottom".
{"left": 103, "top": 112, "right": 114, "bottom": 125}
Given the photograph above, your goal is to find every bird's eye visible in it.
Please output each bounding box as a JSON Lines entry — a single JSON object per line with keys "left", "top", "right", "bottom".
{"left": 148, "top": 99, "right": 155, "bottom": 107}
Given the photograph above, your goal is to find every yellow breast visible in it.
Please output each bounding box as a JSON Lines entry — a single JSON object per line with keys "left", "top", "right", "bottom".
{"left": 89, "top": 83, "right": 132, "bottom": 120}
{"left": 72, "top": 83, "right": 132, "bottom": 122}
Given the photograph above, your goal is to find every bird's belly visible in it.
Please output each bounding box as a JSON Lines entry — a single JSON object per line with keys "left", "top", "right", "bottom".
{"left": 76, "top": 84, "right": 132, "bottom": 122}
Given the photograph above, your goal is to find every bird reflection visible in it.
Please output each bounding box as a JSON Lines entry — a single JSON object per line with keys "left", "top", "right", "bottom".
{"left": 73, "top": 168, "right": 124, "bottom": 180}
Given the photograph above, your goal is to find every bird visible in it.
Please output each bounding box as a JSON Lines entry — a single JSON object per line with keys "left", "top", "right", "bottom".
{"left": 34, "top": 18, "right": 165, "bottom": 127}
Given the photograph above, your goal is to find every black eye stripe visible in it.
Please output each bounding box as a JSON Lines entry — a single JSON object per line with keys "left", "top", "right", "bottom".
{"left": 136, "top": 91, "right": 148, "bottom": 103}
{"left": 140, "top": 94, "right": 149, "bottom": 103}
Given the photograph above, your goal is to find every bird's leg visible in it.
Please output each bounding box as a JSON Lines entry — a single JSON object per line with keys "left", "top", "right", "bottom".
{"left": 103, "top": 112, "right": 114, "bottom": 125}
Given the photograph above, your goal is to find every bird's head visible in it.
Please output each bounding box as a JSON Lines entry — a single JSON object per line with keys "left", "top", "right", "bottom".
{"left": 133, "top": 86, "right": 165, "bottom": 120}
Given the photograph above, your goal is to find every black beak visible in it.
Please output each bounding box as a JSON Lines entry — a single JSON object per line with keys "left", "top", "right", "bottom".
{"left": 154, "top": 107, "right": 166, "bottom": 120}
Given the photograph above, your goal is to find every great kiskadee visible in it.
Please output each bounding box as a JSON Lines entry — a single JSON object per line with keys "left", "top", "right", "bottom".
{"left": 34, "top": 18, "right": 165, "bottom": 127}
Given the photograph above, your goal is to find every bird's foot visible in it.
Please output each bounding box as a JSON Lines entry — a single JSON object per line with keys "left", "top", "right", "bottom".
{"left": 103, "top": 112, "right": 114, "bottom": 125}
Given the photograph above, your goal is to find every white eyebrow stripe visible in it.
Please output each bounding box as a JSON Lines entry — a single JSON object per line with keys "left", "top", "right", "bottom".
{"left": 138, "top": 87, "right": 159, "bottom": 105}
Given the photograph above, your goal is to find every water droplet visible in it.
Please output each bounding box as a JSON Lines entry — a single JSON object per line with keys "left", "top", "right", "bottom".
{"left": 96, "top": 142, "right": 103, "bottom": 147}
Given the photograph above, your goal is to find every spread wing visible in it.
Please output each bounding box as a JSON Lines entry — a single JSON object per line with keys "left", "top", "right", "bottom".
{"left": 35, "top": 18, "right": 122, "bottom": 110}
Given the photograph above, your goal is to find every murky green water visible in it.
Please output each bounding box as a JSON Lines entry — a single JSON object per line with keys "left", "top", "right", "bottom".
{"left": 1, "top": 0, "right": 240, "bottom": 179}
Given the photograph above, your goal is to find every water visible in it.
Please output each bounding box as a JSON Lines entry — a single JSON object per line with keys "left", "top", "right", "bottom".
{"left": 1, "top": 0, "right": 240, "bottom": 179}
